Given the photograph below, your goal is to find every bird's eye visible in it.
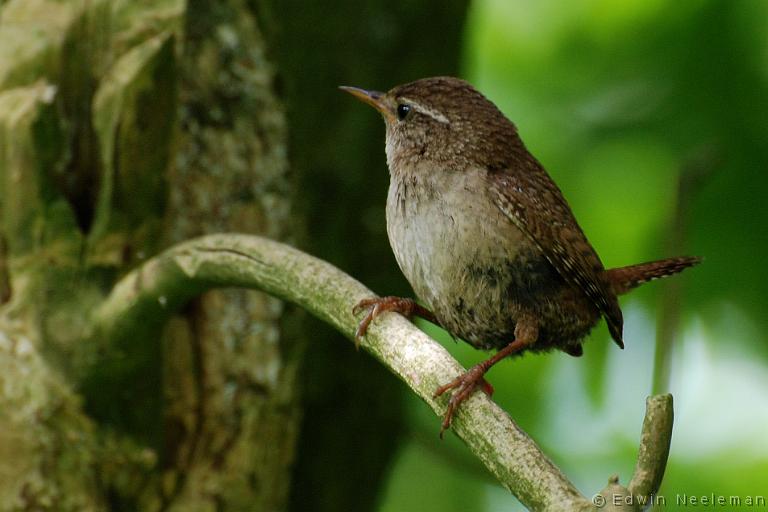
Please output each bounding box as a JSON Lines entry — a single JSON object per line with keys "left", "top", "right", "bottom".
{"left": 396, "top": 103, "right": 411, "bottom": 121}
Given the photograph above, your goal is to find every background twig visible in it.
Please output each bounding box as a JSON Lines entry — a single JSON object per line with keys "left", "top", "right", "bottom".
{"left": 652, "top": 147, "right": 717, "bottom": 394}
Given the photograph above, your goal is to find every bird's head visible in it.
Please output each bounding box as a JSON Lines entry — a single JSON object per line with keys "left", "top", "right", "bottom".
{"left": 341, "top": 76, "right": 521, "bottom": 173}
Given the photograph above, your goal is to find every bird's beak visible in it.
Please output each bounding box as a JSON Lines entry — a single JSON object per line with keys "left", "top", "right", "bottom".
{"left": 339, "top": 86, "right": 395, "bottom": 122}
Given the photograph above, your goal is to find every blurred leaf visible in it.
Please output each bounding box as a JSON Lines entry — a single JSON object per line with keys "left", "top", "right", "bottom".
{"left": 378, "top": 437, "right": 500, "bottom": 512}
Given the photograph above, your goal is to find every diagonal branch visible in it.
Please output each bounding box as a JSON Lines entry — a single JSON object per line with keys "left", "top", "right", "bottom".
{"left": 92, "top": 233, "right": 673, "bottom": 511}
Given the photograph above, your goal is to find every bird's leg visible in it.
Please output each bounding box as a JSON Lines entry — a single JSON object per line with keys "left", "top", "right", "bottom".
{"left": 433, "top": 314, "right": 538, "bottom": 438}
{"left": 353, "top": 296, "right": 439, "bottom": 348}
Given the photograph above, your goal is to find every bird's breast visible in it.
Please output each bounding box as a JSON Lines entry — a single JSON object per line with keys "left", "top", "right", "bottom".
{"left": 385, "top": 165, "right": 535, "bottom": 346}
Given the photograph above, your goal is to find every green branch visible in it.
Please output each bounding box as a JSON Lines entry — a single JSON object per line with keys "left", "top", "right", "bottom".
{"left": 92, "top": 233, "right": 673, "bottom": 511}
{"left": 594, "top": 394, "right": 674, "bottom": 511}
{"left": 629, "top": 394, "right": 674, "bottom": 499}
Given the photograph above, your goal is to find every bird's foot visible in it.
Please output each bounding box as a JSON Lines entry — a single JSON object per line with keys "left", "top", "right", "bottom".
{"left": 433, "top": 316, "right": 537, "bottom": 437}
{"left": 352, "top": 296, "right": 437, "bottom": 348}
{"left": 433, "top": 367, "right": 494, "bottom": 438}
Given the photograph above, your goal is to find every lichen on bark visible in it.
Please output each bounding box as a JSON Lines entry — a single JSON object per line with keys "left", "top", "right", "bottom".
{"left": 0, "top": 0, "right": 300, "bottom": 509}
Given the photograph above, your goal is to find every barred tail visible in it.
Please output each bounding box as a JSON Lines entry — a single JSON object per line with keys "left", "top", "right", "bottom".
{"left": 607, "top": 256, "right": 702, "bottom": 296}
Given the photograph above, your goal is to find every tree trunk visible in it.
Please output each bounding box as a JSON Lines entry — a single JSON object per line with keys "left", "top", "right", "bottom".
{"left": 0, "top": 0, "right": 299, "bottom": 509}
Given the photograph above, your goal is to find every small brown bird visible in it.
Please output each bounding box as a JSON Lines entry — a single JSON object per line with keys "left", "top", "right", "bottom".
{"left": 341, "top": 77, "right": 700, "bottom": 436}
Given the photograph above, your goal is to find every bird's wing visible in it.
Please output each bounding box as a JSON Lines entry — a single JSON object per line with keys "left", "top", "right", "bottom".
{"left": 487, "top": 165, "right": 624, "bottom": 347}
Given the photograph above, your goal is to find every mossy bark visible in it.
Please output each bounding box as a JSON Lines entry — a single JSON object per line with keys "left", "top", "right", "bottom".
{"left": 0, "top": 0, "right": 299, "bottom": 509}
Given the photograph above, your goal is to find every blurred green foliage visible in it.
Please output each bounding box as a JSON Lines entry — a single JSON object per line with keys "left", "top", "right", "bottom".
{"left": 378, "top": 1, "right": 768, "bottom": 510}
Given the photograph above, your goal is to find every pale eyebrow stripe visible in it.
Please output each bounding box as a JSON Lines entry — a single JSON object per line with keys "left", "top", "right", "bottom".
{"left": 399, "top": 97, "right": 450, "bottom": 124}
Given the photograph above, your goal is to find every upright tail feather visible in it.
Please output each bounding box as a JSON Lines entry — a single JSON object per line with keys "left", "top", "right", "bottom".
{"left": 607, "top": 256, "right": 702, "bottom": 296}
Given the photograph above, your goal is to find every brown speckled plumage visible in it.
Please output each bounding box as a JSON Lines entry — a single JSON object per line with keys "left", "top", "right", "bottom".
{"left": 342, "top": 77, "right": 700, "bottom": 434}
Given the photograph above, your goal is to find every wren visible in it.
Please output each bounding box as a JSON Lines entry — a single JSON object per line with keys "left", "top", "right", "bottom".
{"left": 341, "top": 77, "right": 700, "bottom": 436}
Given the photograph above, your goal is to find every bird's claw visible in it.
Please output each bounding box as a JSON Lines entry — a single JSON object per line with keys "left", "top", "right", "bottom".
{"left": 352, "top": 296, "right": 429, "bottom": 349}
{"left": 433, "top": 367, "right": 494, "bottom": 438}
{"left": 353, "top": 298, "right": 383, "bottom": 348}
{"left": 352, "top": 297, "right": 379, "bottom": 317}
